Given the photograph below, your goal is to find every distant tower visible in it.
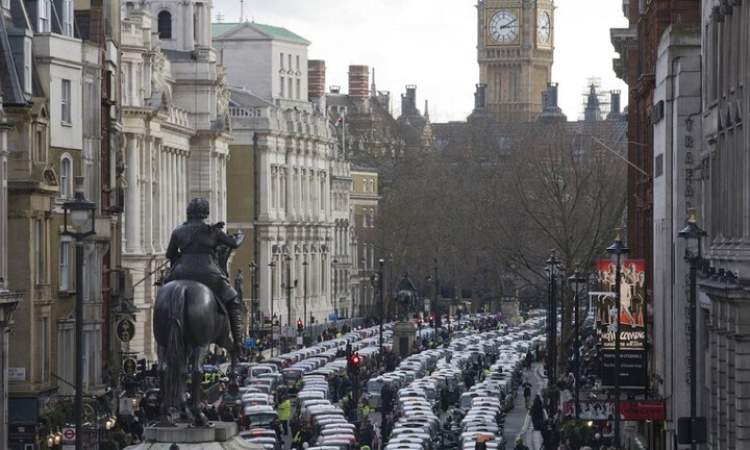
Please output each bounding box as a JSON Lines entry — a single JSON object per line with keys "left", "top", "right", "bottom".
{"left": 477, "top": 0, "right": 555, "bottom": 122}
{"left": 146, "top": 0, "right": 214, "bottom": 52}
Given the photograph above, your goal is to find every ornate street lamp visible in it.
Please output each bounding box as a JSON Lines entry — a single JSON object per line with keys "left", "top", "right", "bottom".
{"left": 606, "top": 230, "right": 629, "bottom": 450}
{"left": 61, "top": 178, "right": 96, "bottom": 450}
{"left": 678, "top": 209, "right": 707, "bottom": 450}
{"left": 302, "top": 258, "right": 308, "bottom": 337}
{"left": 378, "top": 258, "right": 385, "bottom": 356}
{"left": 545, "top": 253, "right": 561, "bottom": 386}
{"left": 268, "top": 259, "right": 276, "bottom": 357}
{"left": 248, "top": 262, "right": 257, "bottom": 342}
{"left": 568, "top": 268, "right": 587, "bottom": 420}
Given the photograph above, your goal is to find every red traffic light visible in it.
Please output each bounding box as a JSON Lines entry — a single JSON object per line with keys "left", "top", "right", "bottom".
{"left": 351, "top": 354, "right": 360, "bottom": 365}
{"left": 297, "top": 319, "right": 303, "bottom": 326}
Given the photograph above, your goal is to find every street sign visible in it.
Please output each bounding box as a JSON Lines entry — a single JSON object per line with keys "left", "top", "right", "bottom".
{"left": 116, "top": 318, "right": 135, "bottom": 343}
{"left": 296, "top": 336, "right": 303, "bottom": 345}
{"left": 619, "top": 400, "right": 665, "bottom": 421}
{"left": 62, "top": 427, "right": 76, "bottom": 442}
{"left": 122, "top": 357, "right": 137, "bottom": 375}
{"left": 243, "top": 337, "right": 256, "bottom": 349}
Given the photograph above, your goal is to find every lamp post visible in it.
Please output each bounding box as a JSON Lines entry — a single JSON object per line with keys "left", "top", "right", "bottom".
{"left": 61, "top": 178, "right": 96, "bottom": 450}
{"left": 249, "top": 262, "right": 256, "bottom": 342}
{"left": 568, "top": 269, "right": 587, "bottom": 421}
{"left": 268, "top": 259, "right": 276, "bottom": 357}
{"left": 606, "top": 231, "right": 629, "bottom": 449}
{"left": 378, "top": 258, "right": 385, "bottom": 355}
{"left": 302, "top": 258, "right": 308, "bottom": 337}
{"left": 678, "top": 209, "right": 706, "bottom": 450}
{"left": 545, "top": 253, "right": 561, "bottom": 387}
{"left": 433, "top": 259, "right": 441, "bottom": 330}
{"left": 285, "top": 254, "right": 292, "bottom": 328}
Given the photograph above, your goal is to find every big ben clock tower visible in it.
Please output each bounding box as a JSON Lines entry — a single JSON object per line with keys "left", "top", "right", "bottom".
{"left": 477, "top": 0, "right": 554, "bottom": 122}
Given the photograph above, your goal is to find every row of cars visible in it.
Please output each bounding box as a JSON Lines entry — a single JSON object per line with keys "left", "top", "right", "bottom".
{"left": 377, "top": 315, "right": 546, "bottom": 450}
{"left": 238, "top": 325, "right": 393, "bottom": 450}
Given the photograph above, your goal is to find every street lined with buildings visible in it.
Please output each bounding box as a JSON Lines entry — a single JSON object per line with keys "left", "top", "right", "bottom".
{"left": 0, "top": 0, "right": 749, "bottom": 449}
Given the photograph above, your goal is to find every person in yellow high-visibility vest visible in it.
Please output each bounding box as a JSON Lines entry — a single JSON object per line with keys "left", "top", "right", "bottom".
{"left": 278, "top": 397, "right": 291, "bottom": 436}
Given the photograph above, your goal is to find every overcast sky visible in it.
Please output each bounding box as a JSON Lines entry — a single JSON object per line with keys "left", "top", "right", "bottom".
{"left": 213, "top": 0, "right": 628, "bottom": 123}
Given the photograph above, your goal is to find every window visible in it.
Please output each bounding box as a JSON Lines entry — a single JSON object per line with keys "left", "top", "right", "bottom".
{"left": 280, "top": 53, "right": 284, "bottom": 69}
{"left": 1, "top": 0, "right": 8, "bottom": 10}
{"left": 288, "top": 54, "right": 292, "bottom": 71}
{"left": 23, "top": 38, "right": 31, "bottom": 94}
{"left": 62, "top": 0, "right": 74, "bottom": 36}
{"left": 40, "top": 317, "right": 49, "bottom": 383}
{"left": 61, "top": 79, "right": 71, "bottom": 124}
{"left": 59, "top": 240, "right": 71, "bottom": 291}
{"left": 320, "top": 178, "right": 325, "bottom": 209}
{"left": 34, "top": 219, "right": 45, "bottom": 283}
{"left": 158, "top": 11, "right": 172, "bottom": 39}
{"left": 288, "top": 78, "right": 293, "bottom": 100}
{"left": 296, "top": 79, "right": 301, "bottom": 100}
{"left": 280, "top": 76, "right": 285, "bottom": 97}
{"left": 296, "top": 55, "right": 300, "bottom": 71}
{"left": 60, "top": 155, "right": 72, "bottom": 198}
{"left": 38, "top": 0, "right": 50, "bottom": 32}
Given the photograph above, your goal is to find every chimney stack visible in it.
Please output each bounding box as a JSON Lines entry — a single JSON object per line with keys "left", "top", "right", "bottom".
{"left": 308, "top": 60, "right": 326, "bottom": 100}
{"left": 402, "top": 85, "right": 417, "bottom": 115}
{"left": 607, "top": 90, "right": 623, "bottom": 120}
{"left": 538, "top": 82, "right": 566, "bottom": 123}
{"left": 348, "top": 65, "right": 369, "bottom": 101}
{"left": 474, "top": 83, "right": 487, "bottom": 109}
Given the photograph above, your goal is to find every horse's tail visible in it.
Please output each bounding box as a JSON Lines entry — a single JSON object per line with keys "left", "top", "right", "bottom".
{"left": 164, "top": 283, "right": 186, "bottom": 406}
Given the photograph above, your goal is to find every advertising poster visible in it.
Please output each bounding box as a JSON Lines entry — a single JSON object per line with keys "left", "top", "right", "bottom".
{"left": 594, "top": 259, "right": 647, "bottom": 389}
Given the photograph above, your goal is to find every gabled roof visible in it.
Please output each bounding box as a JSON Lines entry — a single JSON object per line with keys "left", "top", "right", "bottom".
{"left": 212, "top": 21, "right": 310, "bottom": 45}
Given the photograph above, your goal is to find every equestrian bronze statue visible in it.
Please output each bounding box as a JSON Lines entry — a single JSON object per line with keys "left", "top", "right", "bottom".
{"left": 153, "top": 197, "right": 244, "bottom": 425}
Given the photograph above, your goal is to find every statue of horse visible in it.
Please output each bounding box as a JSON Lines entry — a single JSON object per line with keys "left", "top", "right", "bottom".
{"left": 153, "top": 270, "right": 235, "bottom": 425}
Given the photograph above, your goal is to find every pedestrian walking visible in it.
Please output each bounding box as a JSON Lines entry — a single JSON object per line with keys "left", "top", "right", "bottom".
{"left": 523, "top": 380, "right": 532, "bottom": 409}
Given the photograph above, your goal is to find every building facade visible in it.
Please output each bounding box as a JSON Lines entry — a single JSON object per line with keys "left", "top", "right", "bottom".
{"left": 698, "top": 1, "right": 750, "bottom": 448}
{"left": 120, "top": 0, "right": 230, "bottom": 361}
{"left": 476, "top": 0, "right": 554, "bottom": 122}
{"left": 216, "top": 21, "right": 337, "bottom": 327}
{"left": 350, "top": 168, "right": 380, "bottom": 318}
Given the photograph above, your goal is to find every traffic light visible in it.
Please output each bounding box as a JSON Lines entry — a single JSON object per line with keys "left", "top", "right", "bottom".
{"left": 429, "top": 316, "right": 435, "bottom": 328}
{"left": 297, "top": 319, "right": 304, "bottom": 333}
{"left": 347, "top": 352, "right": 361, "bottom": 377}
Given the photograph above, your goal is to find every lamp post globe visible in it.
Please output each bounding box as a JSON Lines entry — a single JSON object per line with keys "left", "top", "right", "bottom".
{"left": 605, "top": 230, "right": 629, "bottom": 450}
{"left": 678, "top": 209, "right": 706, "bottom": 450}
{"left": 61, "top": 178, "right": 96, "bottom": 450}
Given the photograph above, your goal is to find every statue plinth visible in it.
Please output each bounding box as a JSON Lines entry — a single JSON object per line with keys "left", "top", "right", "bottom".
{"left": 125, "top": 422, "right": 256, "bottom": 449}
{"left": 392, "top": 321, "right": 417, "bottom": 358}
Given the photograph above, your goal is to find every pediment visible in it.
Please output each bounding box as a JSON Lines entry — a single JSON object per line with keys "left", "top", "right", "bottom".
{"left": 217, "top": 23, "right": 273, "bottom": 41}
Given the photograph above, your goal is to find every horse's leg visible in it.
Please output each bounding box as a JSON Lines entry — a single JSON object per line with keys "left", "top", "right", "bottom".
{"left": 191, "top": 345, "right": 209, "bottom": 426}
{"left": 156, "top": 345, "right": 175, "bottom": 426}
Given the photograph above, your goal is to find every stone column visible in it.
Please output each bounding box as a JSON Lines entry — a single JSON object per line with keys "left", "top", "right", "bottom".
{"left": 125, "top": 135, "right": 141, "bottom": 253}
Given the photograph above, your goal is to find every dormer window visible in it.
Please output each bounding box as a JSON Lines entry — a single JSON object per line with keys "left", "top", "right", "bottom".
{"left": 158, "top": 11, "right": 172, "bottom": 39}
{"left": 62, "top": 0, "right": 74, "bottom": 36}
{"left": 38, "top": 0, "right": 51, "bottom": 33}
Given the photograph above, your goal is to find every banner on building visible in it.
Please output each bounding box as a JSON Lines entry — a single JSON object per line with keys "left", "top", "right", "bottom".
{"left": 563, "top": 399, "right": 665, "bottom": 421}
{"left": 594, "top": 259, "right": 647, "bottom": 389}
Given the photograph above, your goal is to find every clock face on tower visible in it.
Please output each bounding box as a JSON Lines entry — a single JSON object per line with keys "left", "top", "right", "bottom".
{"left": 537, "top": 10, "right": 552, "bottom": 45}
{"left": 489, "top": 10, "right": 519, "bottom": 44}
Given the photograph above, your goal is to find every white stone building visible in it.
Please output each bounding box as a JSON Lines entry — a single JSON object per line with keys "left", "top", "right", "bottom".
{"left": 650, "top": 26, "right": 702, "bottom": 450}
{"left": 120, "top": 1, "right": 230, "bottom": 360}
{"left": 216, "top": 22, "right": 340, "bottom": 326}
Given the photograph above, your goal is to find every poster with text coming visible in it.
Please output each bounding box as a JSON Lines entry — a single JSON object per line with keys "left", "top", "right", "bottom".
{"left": 595, "top": 259, "right": 647, "bottom": 388}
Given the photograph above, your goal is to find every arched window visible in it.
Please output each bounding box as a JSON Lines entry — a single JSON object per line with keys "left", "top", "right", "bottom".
{"left": 60, "top": 155, "right": 72, "bottom": 198}
{"left": 158, "top": 11, "right": 172, "bottom": 39}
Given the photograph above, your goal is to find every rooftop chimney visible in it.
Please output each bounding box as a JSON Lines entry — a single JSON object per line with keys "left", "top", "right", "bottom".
{"left": 308, "top": 60, "right": 326, "bottom": 100}
{"left": 401, "top": 85, "right": 417, "bottom": 115}
{"left": 474, "top": 83, "right": 487, "bottom": 109}
{"left": 330, "top": 85, "right": 341, "bottom": 94}
{"left": 607, "top": 90, "right": 623, "bottom": 120}
{"left": 538, "top": 82, "right": 567, "bottom": 123}
{"left": 348, "top": 65, "right": 369, "bottom": 101}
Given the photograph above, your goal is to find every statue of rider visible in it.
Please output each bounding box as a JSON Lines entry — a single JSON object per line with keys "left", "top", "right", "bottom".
{"left": 164, "top": 198, "right": 244, "bottom": 352}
